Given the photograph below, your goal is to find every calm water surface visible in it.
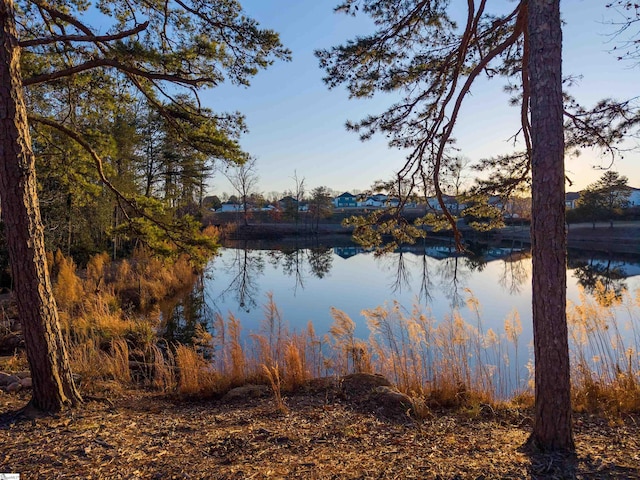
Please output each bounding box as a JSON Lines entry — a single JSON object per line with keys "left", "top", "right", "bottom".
{"left": 163, "top": 239, "right": 640, "bottom": 348}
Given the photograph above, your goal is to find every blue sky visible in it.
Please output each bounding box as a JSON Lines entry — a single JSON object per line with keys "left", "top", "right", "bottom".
{"left": 206, "top": 1, "right": 640, "bottom": 197}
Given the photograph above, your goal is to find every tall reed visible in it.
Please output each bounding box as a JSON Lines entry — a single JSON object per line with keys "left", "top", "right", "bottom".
{"left": 52, "top": 250, "right": 640, "bottom": 416}
{"left": 569, "top": 284, "right": 640, "bottom": 414}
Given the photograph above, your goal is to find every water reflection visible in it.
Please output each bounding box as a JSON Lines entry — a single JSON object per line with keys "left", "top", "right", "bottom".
{"left": 374, "top": 242, "right": 531, "bottom": 309}
{"left": 218, "top": 242, "right": 265, "bottom": 312}
{"left": 569, "top": 255, "right": 632, "bottom": 305}
{"left": 205, "top": 239, "right": 335, "bottom": 315}
{"left": 161, "top": 238, "right": 640, "bottom": 345}
{"left": 267, "top": 246, "right": 334, "bottom": 293}
{"left": 160, "top": 276, "right": 210, "bottom": 345}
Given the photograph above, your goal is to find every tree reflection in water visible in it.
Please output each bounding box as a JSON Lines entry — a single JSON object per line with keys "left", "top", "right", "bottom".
{"left": 570, "top": 256, "right": 629, "bottom": 306}
{"left": 160, "top": 275, "right": 211, "bottom": 347}
{"left": 161, "top": 238, "right": 639, "bottom": 345}
{"left": 375, "top": 239, "right": 532, "bottom": 310}
{"left": 220, "top": 242, "right": 265, "bottom": 312}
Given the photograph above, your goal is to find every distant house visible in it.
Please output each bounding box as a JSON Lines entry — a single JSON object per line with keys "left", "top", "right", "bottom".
{"left": 278, "top": 195, "right": 298, "bottom": 210}
{"left": 333, "top": 192, "right": 357, "bottom": 208}
{"left": 360, "top": 194, "right": 387, "bottom": 207}
{"left": 565, "top": 192, "right": 581, "bottom": 209}
{"left": 278, "top": 196, "right": 308, "bottom": 212}
{"left": 427, "top": 195, "right": 464, "bottom": 213}
{"left": 219, "top": 200, "right": 243, "bottom": 212}
{"left": 564, "top": 188, "right": 640, "bottom": 210}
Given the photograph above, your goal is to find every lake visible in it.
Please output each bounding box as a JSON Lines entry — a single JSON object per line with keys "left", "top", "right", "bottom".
{"left": 161, "top": 238, "right": 640, "bottom": 393}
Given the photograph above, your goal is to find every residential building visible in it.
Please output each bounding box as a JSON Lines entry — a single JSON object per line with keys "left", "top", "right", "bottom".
{"left": 218, "top": 200, "right": 243, "bottom": 212}
{"left": 565, "top": 192, "right": 580, "bottom": 209}
{"left": 333, "top": 192, "right": 358, "bottom": 208}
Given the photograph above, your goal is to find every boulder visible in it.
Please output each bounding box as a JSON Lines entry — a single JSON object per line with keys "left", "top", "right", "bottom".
{"left": 340, "top": 373, "right": 392, "bottom": 400}
{"left": 0, "top": 372, "right": 11, "bottom": 386}
{"left": 339, "top": 373, "right": 416, "bottom": 420}
{"left": 7, "top": 381, "right": 22, "bottom": 393}
{"left": 20, "top": 377, "right": 32, "bottom": 389}
{"left": 369, "top": 386, "right": 415, "bottom": 418}
{"left": 0, "top": 373, "right": 21, "bottom": 387}
{"left": 0, "top": 333, "right": 23, "bottom": 355}
{"left": 223, "top": 384, "right": 270, "bottom": 402}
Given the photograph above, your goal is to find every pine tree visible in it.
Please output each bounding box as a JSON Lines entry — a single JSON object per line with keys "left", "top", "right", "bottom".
{"left": 0, "top": 0, "right": 288, "bottom": 412}
{"left": 318, "top": 0, "right": 638, "bottom": 451}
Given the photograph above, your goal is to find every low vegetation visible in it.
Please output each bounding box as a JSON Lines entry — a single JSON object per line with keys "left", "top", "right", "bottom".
{"left": 7, "top": 247, "right": 639, "bottom": 419}
{"left": 2, "top": 248, "right": 640, "bottom": 477}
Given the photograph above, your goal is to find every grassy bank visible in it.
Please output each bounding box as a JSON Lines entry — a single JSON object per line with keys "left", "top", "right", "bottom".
{"left": 2, "top": 250, "right": 640, "bottom": 478}
{"left": 8, "top": 250, "right": 638, "bottom": 417}
{"left": 2, "top": 281, "right": 640, "bottom": 478}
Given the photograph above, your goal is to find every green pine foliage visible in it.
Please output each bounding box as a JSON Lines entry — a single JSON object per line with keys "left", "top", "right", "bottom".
{"left": 14, "top": 0, "right": 290, "bottom": 262}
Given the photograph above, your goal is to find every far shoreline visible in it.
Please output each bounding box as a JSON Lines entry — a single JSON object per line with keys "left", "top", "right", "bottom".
{"left": 208, "top": 216, "right": 640, "bottom": 256}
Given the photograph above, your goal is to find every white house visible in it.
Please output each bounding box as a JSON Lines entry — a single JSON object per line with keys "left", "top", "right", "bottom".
{"left": 219, "top": 201, "right": 243, "bottom": 212}
{"left": 360, "top": 193, "right": 388, "bottom": 207}
{"left": 427, "top": 195, "right": 464, "bottom": 213}
{"left": 565, "top": 192, "right": 580, "bottom": 209}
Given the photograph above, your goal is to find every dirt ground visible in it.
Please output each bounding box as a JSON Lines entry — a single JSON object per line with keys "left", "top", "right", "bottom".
{"left": 1, "top": 386, "right": 639, "bottom": 480}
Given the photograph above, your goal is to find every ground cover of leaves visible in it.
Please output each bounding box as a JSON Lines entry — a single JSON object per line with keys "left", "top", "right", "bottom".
{"left": 1, "top": 388, "right": 639, "bottom": 480}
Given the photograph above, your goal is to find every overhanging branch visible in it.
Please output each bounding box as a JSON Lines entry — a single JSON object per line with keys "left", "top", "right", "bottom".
{"left": 28, "top": 114, "right": 189, "bottom": 249}
{"left": 23, "top": 57, "right": 216, "bottom": 87}
{"left": 19, "top": 21, "right": 149, "bottom": 47}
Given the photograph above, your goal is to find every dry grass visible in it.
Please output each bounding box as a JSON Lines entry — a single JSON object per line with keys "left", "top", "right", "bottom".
{"left": 262, "top": 363, "right": 287, "bottom": 413}
{"left": 569, "top": 285, "right": 640, "bottom": 415}
{"left": 40, "top": 251, "right": 640, "bottom": 417}
{"left": 123, "top": 283, "right": 637, "bottom": 417}
{"left": 43, "top": 249, "right": 200, "bottom": 391}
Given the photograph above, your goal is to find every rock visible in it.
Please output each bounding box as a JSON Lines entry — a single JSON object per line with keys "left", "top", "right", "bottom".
{"left": 302, "top": 376, "right": 339, "bottom": 394}
{"left": 20, "top": 377, "right": 32, "bottom": 389}
{"left": 223, "top": 384, "right": 270, "bottom": 402}
{"left": 0, "top": 372, "right": 12, "bottom": 386}
{"left": 0, "top": 373, "right": 21, "bottom": 387}
{"left": 369, "top": 386, "right": 415, "bottom": 418}
{"left": 0, "top": 333, "right": 24, "bottom": 355}
{"left": 339, "top": 373, "right": 416, "bottom": 419}
{"left": 7, "top": 381, "right": 22, "bottom": 393}
{"left": 340, "top": 373, "right": 392, "bottom": 400}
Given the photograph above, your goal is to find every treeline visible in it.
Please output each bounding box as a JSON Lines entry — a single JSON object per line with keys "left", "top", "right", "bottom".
{"left": 32, "top": 100, "right": 220, "bottom": 264}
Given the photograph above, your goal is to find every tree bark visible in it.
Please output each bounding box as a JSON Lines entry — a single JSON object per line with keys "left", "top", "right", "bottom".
{"left": 527, "top": 0, "right": 574, "bottom": 451}
{"left": 0, "top": 0, "right": 81, "bottom": 411}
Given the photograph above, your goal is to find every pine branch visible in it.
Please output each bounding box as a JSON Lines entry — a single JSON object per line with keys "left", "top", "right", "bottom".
{"left": 23, "top": 57, "right": 217, "bottom": 87}
{"left": 28, "top": 114, "right": 195, "bottom": 251}
{"left": 19, "top": 21, "right": 149, "bottom": 47}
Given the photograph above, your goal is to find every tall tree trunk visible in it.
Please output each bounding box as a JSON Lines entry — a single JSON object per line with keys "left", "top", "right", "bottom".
{"left": 0, "top": 0, "right": 81, "bottom": 411}
{"left": 527, "top": 0, "right": 574, "bottom": 451}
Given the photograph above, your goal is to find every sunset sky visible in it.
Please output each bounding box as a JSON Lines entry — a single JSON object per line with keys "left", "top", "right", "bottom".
{"left": 208, "top": 1, "right": 640, "bottom": 197}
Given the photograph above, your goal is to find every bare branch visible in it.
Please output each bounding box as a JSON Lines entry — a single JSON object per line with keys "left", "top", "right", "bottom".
{"left": 23, "top": 57, "right": 217, "bottom": 87}
{"left": 19, "top": 21, "right": 149, "bottom": 47}
{"left": 431, "top": 1, "right": 526, "bottom": 249}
